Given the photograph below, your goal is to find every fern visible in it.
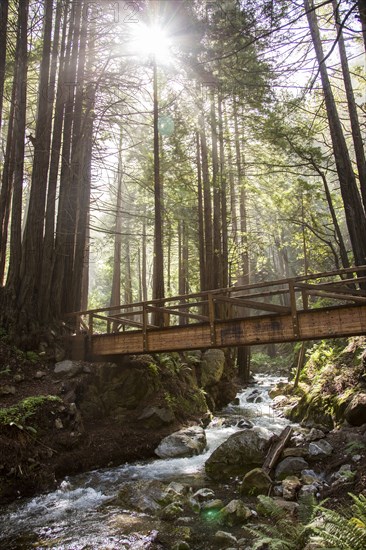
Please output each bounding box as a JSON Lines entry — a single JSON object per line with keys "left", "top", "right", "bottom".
{"left": 310, "top": 493, "right": 366, "bottom": 550}
{"left": 250, "top": 495, "right": 319, "bottom": 550}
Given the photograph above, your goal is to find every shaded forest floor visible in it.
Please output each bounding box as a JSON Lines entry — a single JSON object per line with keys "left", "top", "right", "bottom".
{"left": 0, "top": 339, "right": 184, "bottom": 504}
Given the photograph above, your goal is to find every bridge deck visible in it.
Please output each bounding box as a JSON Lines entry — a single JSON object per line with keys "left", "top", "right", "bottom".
{"left": 64, "top": 266, "right": 366, "bottom": 360}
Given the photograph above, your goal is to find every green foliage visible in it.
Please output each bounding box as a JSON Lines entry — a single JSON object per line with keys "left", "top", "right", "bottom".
{"left": 146, "top": 361, "right": 160, "bottom": 377}
{"left": 345, "top": 441, "right": 366, "bottom": 455}
{"left": 0, "top": 396, "right": 62, "bottom": 430}
{"left": 251, "top": 494, "right": 318, "bottom": 549}
{"left": 251, "top": 493, "right": 366, "bottom": 550}
{"left": 25, "top": 351, "right": 40, "bottom": 363}
{"left": 311, "top": 494, "right": 366, "bottom": 549}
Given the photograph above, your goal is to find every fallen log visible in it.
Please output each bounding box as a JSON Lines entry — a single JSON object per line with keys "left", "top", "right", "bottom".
{"left": 262, "top": 425, "right": 293, "bottom": 475}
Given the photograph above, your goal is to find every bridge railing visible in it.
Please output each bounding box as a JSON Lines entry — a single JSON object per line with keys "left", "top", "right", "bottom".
{"left": 64, "top": 266, "right": 366, "bottom": 338}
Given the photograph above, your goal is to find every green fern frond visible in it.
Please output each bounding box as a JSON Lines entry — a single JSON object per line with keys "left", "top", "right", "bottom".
{"left": 310, "top": 502, "right": 366, "bottom": 550}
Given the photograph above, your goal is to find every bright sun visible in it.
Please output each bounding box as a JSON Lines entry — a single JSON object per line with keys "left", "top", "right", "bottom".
{"left": 131, "top": 23, "right": 172, "bottom": 63}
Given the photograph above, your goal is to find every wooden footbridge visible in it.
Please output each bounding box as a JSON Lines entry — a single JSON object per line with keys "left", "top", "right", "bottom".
{"left": 65, "top": 266, "right": 366, "bottom": 360}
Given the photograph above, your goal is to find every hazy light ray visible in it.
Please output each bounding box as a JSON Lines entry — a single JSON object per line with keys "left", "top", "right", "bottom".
{"left": 130, "top": 22, "right": 173, "bottom": 64}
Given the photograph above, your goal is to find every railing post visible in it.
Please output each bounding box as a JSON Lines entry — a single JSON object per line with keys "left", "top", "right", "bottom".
{"left": 208, "top": 293, "right": 216, "bottom": 346}
{"left": 288, "top": 281, "right": 299, "bottom": 338}
{"left": 88, "top": 313, "right": 94, "bottom": 336}
{"left": 142, "top": 303, "right": 148, "bottom": 352}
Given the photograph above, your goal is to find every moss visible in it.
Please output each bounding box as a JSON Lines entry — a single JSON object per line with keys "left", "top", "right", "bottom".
{"left": 0, "top": 395, "right": 61, "bottom": 428}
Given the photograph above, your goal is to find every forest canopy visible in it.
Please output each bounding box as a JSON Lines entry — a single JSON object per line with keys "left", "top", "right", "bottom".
{"left": 0, "top": 0, "right": 365, "bottom": 342}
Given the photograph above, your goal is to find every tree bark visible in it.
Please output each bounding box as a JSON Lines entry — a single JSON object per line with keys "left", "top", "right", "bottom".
{"left": 196, "top": 131, "right": 206, "bottom": 291}
{"left": 19, "top": 0, "right": 54, "bottom": 314}
{"left": 218, "top": 95, "right": 229, "bottom": 291}
{"left": 0, "top": 0, "right": 8, "bottom": 135}
{"left": 6, "top": 0, "right": 29, "bottom": 292}
{"left": 233, "top": 99, "right": 251, "bottom": 383}
{"left": 332, "top": 0, "right": 366, "bottom": 211}
{"left": 210, "top": 92, "right": 222, "bottom": 289}
{"left": 40, "top": 0, "right": 67, "bottom": 318}
{"left": 358, "top": 0, "right": 366, "bottom": 53}
{"left": 304, "top": 0, "right": 366, "bottom": 267}
{"left": 199, "top": 112, "right": 214, "bottom": 290}
{"left": 110, "top": 130, "right": 123, "bottom": 309}
{"left": 152, "top": 55, "right": 164, "bottom": 325}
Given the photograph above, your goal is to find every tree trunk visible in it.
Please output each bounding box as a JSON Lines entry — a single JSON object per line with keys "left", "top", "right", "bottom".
{"left": 332, "top": 0, "right": 366, "bottom": 211}
{"left": 0, "top": 0, "right": 8, "bottom": 135}
{"left": 52, "top": 0, "right": 83, "bottom": 317}
{"left": 6, "top": 0, "right": 29, "bottom": 293}
{"left": 210, "top": 92, "right": 222, "bottom": 289}
{"left": 233, "top": 99, "right": 251, "bottom": 383}
{"left": 196, "top": 131, "right": 206, "bottom": 291}
{"left": 110, "top": 130, "right": 123, "bottom": 309}
{"left": 304, "top": 0, "right": 366, "bottom": 267}
{"left": 199, "top": 112, "right": 214, "bottom": 290}
{"left": 218, "top": 95, "right": 229, "bottom": 291}
{"left": 152, "top": 55, "right": 164, "bottom": 325}
{"left": 19, "top": 0, "right": 54, "bottom": 315}
{"left": 0, "top": 71, "right": 16, "bottom": 283}
{"left": 40, "top": 0, "right": 67, "bottom": 318}
{"left": 358, "top": 0, "right": 366, "bottom": 53}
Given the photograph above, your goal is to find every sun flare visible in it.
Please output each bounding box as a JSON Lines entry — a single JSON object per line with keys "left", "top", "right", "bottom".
{"left": 131, "top": 23, "right": 172, "bottom": 63}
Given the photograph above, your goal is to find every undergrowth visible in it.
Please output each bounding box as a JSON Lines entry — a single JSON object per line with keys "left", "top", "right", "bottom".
{"left": 250, "top": 492, "right": 366, "bottom": 550}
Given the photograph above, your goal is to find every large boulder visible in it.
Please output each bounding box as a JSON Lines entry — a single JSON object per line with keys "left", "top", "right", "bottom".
{"left": 345, "top": 393, "right": 366, "bottom": 426}
{"left": 200, "top": 349, "right": 225, "bottom": 388}
{"left": 275, "top": 457, "right": 309, "bottom": 481}
{"left": 54, "top": 360, "right": 84, "bottom": 378}
{"left": 205, "top": 427, "right": 275, "bottom": 480}
{"left": 155, "top": 426, "right": 207, "bottom": 458}
{"left": 78, "top": 360, "right": 160, "bottom": 420}
{"left": 116, "top": 480, "right": 167, "bottom": 514}
{"left": 138, "top": 406, "right": 175, "bottom": 429}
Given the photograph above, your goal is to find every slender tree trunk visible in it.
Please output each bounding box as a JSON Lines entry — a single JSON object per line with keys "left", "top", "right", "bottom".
{"left": 53, "top": 0, "right": 83, "bottom": 317}
{"left": 64, "top": 0, "right": 89, "bottom": 313}
{"left": 305, "top": 0, "right": 366, "bottom": 266}
{"left": 6, "top": 0, "right": 29, "bottom": 292}
{"left": 332, "top": 0, "right": 366, "bottom": 210}
{"left": 0, "top": 76, "right": 16, "bottom": 283}
{"left": 19, "top": 0, "right": 54, "bottom": 315}
{"left": 218, "top": 95, "right": 228, "bottom": 291}
{"left": 40, "top": 0, "right": 67, "bottom": 317}
{"left": 199, "top": 113, "right": 214, "bottom": 290}
{"left": 110, "top": 131, "right": 123, "bottom": 309}
{"left": 142, "top": 216, "right": 147, "bottom": 302}
{"left": 310, "top": 159, "right": 350, "bottom": 268}
{"left": 210, "top": 92, "right": 222, "bottom": 289}
{"left": 80, "top": 215, "right": 90, "bottom": 311}
{"left": 0, "top": 0, "right": 8, "bottom": 136}
{"left": 358, "top": 0, "right": 366, "bottom": 53}
{"left": 196, "top": 131, "right": 206, "bottom": 291}
{"left": 233, "top": 99, "right": 250, "bottom": 383}
{"left": 152, "top": 55, "right": 164, "bottom": 324}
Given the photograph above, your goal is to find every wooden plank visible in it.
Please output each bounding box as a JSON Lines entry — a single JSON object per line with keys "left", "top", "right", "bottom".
{"left": 295, "top": 281, "right": 366, "bottom": 297}
{"left": 214, "top": 295, "right": 290, "bottom": 314}
{"left": 89, "top": 304, "right": 366, "bottom": 357}
{"left": 146, "top": 305, "right": 208, "bottom": 322}
{"left": 305, "top": 289, "right": 366, "bottom": 303}
{"left": 263, "top": 426, "right": 293, "bottom": 475}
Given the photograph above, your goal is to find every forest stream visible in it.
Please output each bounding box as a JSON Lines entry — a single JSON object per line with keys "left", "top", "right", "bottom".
{"left": 0, "top": 375, "right": 289, "bottom": 550}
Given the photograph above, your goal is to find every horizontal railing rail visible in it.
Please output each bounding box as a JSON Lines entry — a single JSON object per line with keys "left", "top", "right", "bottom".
{"left": 64, "top": 266, "right": 366, "bottom": 338}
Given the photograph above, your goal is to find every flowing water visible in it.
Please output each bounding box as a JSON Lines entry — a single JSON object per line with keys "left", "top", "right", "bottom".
{"left": 0, "top": 375, "right": 289, "bottom": 549}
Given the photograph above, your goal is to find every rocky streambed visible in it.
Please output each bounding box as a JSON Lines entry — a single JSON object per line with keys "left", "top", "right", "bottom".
{"left": 2, "top": 373, "right": 366, "bottom": 550}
